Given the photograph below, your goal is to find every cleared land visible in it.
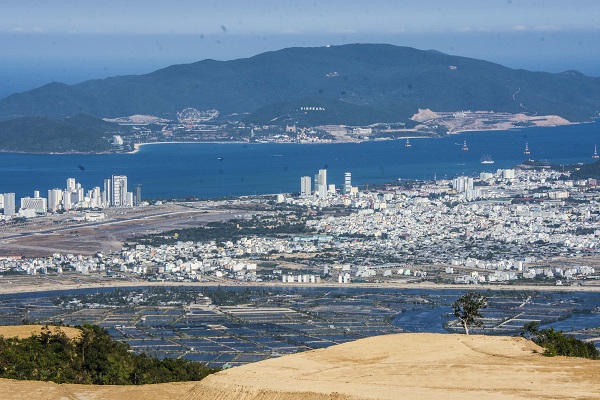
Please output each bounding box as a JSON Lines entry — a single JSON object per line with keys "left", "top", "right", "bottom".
{"left": 0, "top": 333, "right": 599, "bottom": 400}
{"left": 0, "top": 203, "right": 254, "bottom": 257}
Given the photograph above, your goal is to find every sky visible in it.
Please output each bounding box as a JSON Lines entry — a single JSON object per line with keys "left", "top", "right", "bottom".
{"left": 1, "top": 0, "right": 599, "bottom": 98}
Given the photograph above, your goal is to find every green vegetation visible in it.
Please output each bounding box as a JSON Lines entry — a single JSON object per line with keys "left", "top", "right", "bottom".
{"left": 0, "top": 324, "right": 218, "bottom": 384}
{"left": 451, "top": 292, "right": 488, "bottom": 335}
{"left": 245, "top": 96, "right": 405, "bottom": 126}
{"left": 137, "top": 216, "right": 312, "bottom": 246}
{"left": 571, "top": 160, "right": 600, "bottom": 180}
{"left": 521, "top": 322, "right": 599, "bottom": 359}
{"left": 0, "top": 114, "right": 128, "bottom": 153}
{"left": 0, "top": 44, "right": 598, "bottom": 122}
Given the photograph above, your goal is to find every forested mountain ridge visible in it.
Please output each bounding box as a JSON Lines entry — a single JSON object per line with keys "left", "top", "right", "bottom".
{"left": 0, "top": 44, "right": 598, "bottom": 123}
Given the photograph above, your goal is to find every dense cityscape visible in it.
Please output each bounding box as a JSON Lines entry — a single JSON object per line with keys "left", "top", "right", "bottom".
{"left": 0, "top": 174, "right": 143, "bottom": 220}
{"left": 1, "top": 164, "right": 598, "bottom": 288}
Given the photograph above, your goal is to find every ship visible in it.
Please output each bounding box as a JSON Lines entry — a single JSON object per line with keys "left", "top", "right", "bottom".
{"left": 462, "top": 139, "right": 468, "bottom": 151}
{"left": 480, "top": 155, "right": 494, "bottom": 164}
{"left": 405, "top": 138, "right": 411, "bottom": 148}
{"left": 593, "top": 144, "right": 599, "bottom": 159}
{"left": 524, "top": 141, "right": 531, "bottom": 155}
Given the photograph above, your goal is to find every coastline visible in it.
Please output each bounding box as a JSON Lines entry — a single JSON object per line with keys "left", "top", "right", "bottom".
{"left": 129, "top": 140, "right": 249, "bottom": 154}
{"left": 0, "top": 119, "right": 587, "bottom": 156}
{"left": 127, "top": 120, "right": 584, "bottom": 154}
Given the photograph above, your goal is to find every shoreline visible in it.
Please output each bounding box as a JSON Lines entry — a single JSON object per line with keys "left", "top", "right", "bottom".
{"left": 0, "top": 119, "right": 589, "bottom": 156}
{"left": 126, "top": 120, "right": 584, "bottom": 154}
{"left": 129, "top": 140, "right": 249, "bottom": 154}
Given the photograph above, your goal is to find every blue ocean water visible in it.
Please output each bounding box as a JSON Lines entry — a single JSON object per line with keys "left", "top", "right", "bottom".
{"left": 0, "top": 121, "right": 598, "bottom": 200}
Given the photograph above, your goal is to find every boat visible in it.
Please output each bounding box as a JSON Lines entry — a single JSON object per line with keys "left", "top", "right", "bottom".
{"left": 524, "top": 141, "right": 531, "bottom": 155}
{"left": 405, "top": 138, "right": 411, "bottom": 148}
{"left": 593, "top": 144, "right": 599, "bottom": 159}
{"left": 462, "top": 139, "right": 468, "bottom": 151}
{"left": 480, "top": 155, "right": 494, "bottom": 164}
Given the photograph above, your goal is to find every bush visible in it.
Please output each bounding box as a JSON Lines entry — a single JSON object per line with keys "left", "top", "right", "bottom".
{"left": 521, "top": 322, "right": 599, "bottom": 360}
{"left": 0, "top": 324, "right": 218, "bottom": 384}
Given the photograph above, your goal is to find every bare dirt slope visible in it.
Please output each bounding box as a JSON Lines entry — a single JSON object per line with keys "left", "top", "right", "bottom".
{"left": 1, "top": 333, "right": 599, "bottom": 400}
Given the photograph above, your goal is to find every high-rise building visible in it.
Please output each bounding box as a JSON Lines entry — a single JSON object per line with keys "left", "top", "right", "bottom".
{"left": 2, "top": 193, "right": 16, "bottom": 216}
{"left": 111, "top": 175, "right": 127, "bottom": 207}
{"left": 344, "top": 172, "right": 352, "bottom": 195}
{"left": 66, "top": 178, "right": 76, "bottom": 191}
{"left": 300, "top": 176, "right": 311, "bottom": 196}
{"left": 62, "top": 189, "right": 72, "bottom": 210}
{"left": 91, "top": 186, "right": 102, "bottom": 208}
{"left": 316, "top": 169, "right": 327, "bottom": 198}
{"left": 126, "top": 192, "right": 134, "bottom": 208}
{"left": 453, "top": 176, "right": 474, "bottom": 193}
{"left": 133, "top": 184, "right": 142, "bottom": 206}
{"left": 103, "top": 178, "right": 112, "bottom": 207}
{"left": 47, "top": 189, "right": 63, "bottom": 212}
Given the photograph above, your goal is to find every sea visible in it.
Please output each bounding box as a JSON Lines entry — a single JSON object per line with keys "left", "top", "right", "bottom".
{"left": 1, "top": 121, "right": 599, "bottom": 200}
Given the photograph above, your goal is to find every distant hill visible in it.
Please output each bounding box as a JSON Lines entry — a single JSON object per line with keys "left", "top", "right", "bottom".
{"left": 1, "top": 44, "right": 599, "bottom": 124}
{"left": 0, "top": 114, "right": 122, "bottom": 153}
{"left": 571, "top": 159, "right": 600, "bottom": 180}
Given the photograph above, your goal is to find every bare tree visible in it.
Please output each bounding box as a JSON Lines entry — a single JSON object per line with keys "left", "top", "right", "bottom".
{"left": 452, "top": 292, "right": 488, "bottom": 335}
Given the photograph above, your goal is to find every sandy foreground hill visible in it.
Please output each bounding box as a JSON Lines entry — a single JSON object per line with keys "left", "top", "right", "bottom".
{"left": 0, "top": 333, "right": 599, "bottom": 400}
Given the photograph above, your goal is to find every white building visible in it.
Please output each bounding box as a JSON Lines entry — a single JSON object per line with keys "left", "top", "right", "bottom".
{"left": 1, "top": 193, "right": 16, "bottom": 216}
{"left": 20, "top": 194, "right": 47, "bottom": 214}
{"left": 111, "top": 175, "right": 128, "bottom": 207}
{"left": 300, "top": 176, "right": 312, "bottom": 196}
{"left": 344, "top": 172, "right": 352, "bottom": 195}
{"left": 453, "top": 176, "right": 473, "bottom": 192}
{"left": 316, "top": 169, "right": 327, "bottom": 198}
{"left": 47, "top": 189, "right": 63, "bottom": 212}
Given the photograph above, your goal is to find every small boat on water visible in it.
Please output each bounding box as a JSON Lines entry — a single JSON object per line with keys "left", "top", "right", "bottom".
{"left": 405, "top": 138, "right": 411, "bottom": 148}
{"left": 593, "top": 144, "right": 599, "bottom": 159}
{"left": 480, "top": 155, "right": 494, "bottom": 164}
{"left": 462, "top": 139, "right": 468, "bottom": 151}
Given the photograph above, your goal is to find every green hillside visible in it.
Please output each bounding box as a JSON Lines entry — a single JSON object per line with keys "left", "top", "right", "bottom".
{"left": 571, "top": 160, "right": 600, "bottom": 180}
{"left": 0, "top": 114, "right": 124, "bottom": 153}
{"left": 0, "top": 44, "right": 598, "bottom": 123}
{"left": 245, "top": 97, "right": 405, "bottom": 126}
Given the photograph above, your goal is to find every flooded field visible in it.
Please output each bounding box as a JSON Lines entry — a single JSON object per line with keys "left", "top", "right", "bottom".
{"left": 1, "top": 286, "right": 599, "bottom": 369}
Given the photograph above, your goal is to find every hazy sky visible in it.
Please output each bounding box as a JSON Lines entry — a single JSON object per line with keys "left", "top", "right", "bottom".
{"left": 1, "top": 0, "right": 598, "bottom": 97}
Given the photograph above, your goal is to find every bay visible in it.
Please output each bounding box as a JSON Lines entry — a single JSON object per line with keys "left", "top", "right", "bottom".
{"left": 0, "top": 121, "right": 598, "bottom": 200}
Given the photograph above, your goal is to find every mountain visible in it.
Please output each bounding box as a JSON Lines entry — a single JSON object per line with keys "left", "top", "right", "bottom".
{"left": 0, "top": 44, "right": 599, "bottom": 124}
{"left": 245, "top": 96, "right": 406, "bottom": 126}
{"left": 0, "top": 114, "right": 123, "bottom": 153}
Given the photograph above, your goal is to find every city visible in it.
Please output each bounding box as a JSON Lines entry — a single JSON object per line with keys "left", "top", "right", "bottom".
{"left": 0, "top": 174, "right": 143, "bottom": 220}
{"left": 0, "top": 164, "right": 598, "bottom": 289}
